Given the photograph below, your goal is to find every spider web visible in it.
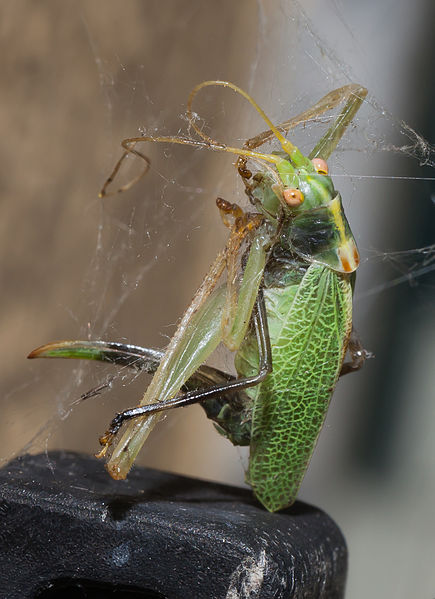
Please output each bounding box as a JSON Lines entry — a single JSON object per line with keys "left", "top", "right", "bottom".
{"left": 0, "top": 0, "right": 435, "bottom": 597}
{"left": 2, "top": 0, "right": 433, "bottom": 474}
{"left": 2, "top": 2, "right": 435, "bottom": 595}
{"left": 2, "top": 0, "right": 433, "bottom": 481}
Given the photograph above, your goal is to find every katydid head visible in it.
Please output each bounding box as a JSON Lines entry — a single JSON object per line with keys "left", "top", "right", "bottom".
{"left": 254, "top": 103, "right": 360, "bottom": 274}
{"left": 273, "top": 154, "right": 336, "bottom": 213}
{"left": 272, "top": 146, "right": 360, "bottom": 274}
{"left": 241, "top": 141, "right": 359, "bottom": 273}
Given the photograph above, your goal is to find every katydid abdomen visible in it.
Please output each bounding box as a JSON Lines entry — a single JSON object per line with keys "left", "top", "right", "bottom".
{"left": 236, "top": 262, "right": 353, "bottom": 512}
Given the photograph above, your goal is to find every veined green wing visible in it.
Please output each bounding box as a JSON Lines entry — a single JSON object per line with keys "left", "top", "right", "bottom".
{"left": 237, "top": 263, "right": 353, "bottom": 512}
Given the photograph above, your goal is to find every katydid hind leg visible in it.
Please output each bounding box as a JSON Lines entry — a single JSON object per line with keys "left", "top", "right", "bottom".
{"left": 28, "top": 338, "right": 249, "bottom": 391}
{"left": 99, "top": 291, "right": 272, "bottom": 444}
{"left": 28, "top": 340, "right": 163, "bottom": 371}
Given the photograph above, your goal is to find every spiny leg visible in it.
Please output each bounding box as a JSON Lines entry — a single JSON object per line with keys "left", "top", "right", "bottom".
{"left": 215, "top": 196, "right": 264, "bottom": 340}
{"left": 28, "top": 337, "right": 253, "bottom": 420}
{"left": 28, "top": 340, "right": 163, "bottom": 370}
{"left": 97, "top": 289, "right": 272, "bottom": 451}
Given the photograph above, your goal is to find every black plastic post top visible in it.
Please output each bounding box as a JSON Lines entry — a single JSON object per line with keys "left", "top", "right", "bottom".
{"left": 0, "top": 452, "right": 347, "bottom": 598}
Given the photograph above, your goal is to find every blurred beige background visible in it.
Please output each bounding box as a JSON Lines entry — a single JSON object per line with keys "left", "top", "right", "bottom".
{"left": 1, "top": 1, "right": 434, "bottom": 598}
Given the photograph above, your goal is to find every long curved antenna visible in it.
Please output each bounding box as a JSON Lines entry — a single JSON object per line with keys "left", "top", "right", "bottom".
{"left": 186, "top": 80, "right": 311, "bottom": 169}
{"left": 99, "top": 133, "right": 291, "bottom": 197}
{"left": 99, "top": 143, "right": 151, "bottom": 197}
{"left": 99, "top": 80, "right": 319, "bottom": 197}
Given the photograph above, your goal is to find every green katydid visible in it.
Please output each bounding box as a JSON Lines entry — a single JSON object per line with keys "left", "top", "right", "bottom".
{"left": 29, "top": 81, "right": 369, "bottom": 512}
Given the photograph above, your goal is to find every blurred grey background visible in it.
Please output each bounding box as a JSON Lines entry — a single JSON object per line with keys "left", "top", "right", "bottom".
{"left": 1, "top": 1, "right": 434, "bottom": 597}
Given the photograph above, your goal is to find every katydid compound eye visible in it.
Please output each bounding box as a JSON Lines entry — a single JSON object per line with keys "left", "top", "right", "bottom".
{"left": 311, "top": 158, "right": 328, "bottom": 175}
{"left": 283, "top": 188, "right": 304, "bottom": 207}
